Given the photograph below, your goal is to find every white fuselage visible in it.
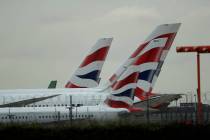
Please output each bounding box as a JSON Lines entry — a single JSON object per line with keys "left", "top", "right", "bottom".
{"left": 0, "top": 88, "right": 163, "bottom": 108}
{"left": 0, "top": 88, "right": 110, "bottom": 107}
{"left": 0, "top": 104, "right": 128, "bottom": 123}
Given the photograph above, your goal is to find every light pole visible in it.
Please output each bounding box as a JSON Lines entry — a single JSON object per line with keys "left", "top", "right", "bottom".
{"left": 146, "top": 93, "right": 150, "bottom": 124}
{"left": 194, "top": 94, "right": 197, "bottom": 104}
{"left": 185, "top": 94, "right": 188, "bottom": 103}
{"left": 175, "top": 98, "right": 178, "bottom": 122}
{"left": 191, "top": 93, "right": 193, "bottom": 103}
{"left": 194, "top": 93, "right": 197, "bottom": 124}
{"left": 69, "top": 95, "right": 73, "bottom": 125}
{"left": 177, "top": 45, "right": 210, "bottom": 124}
{"left": 204, "top": 92, "right": 207, "bottom": 101}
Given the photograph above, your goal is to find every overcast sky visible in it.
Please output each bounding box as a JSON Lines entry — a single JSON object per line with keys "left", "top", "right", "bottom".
{"left": 0, "top": 0, "right": 210, "bottom": 95}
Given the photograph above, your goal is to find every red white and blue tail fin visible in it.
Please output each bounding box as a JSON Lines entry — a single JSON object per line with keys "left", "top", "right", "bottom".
{"left": 65, "top": 38, "right": 113, "bottom": 88}
{"left": 107, "top": 23, "right": 181, "bottom": 101}
{"left": 134, "top": 23, "right": 181, "bottom": 101}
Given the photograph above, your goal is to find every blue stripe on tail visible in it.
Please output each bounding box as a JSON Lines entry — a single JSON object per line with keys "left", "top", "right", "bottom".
{"left": 114, "top": 89, "right": 134, "bottom": 99}
{"left": 77, "top": 70, "right": 100, "bottom": 81}
{"left": 139, "top": 70, "right": 156, "bottom": 82}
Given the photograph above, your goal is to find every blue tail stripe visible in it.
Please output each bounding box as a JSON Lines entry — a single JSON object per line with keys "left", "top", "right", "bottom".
{"left": 114, "top": 89, "right": 134, "bottom": 99}
{"left": 138, "top": 70, "right": 156, "bottom": 82}
{"left": 77, "top": 70, "right": 100, "bottom": 81}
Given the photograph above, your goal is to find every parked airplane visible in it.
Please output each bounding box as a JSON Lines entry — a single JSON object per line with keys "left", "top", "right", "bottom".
{"left": 0, "top": 60, "right": 143, "bottom": 123}
{"left": 0, "top": 23, "right": 181, "bottom": 108}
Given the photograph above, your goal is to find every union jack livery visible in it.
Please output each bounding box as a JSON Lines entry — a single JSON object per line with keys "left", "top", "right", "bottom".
{"left": 65, "top": 38, "right": 113, "bottom": 88}
{"left": 134, "top": 23, "right": 181, "bottom": 101}
{"left": 108, "top": 23, "right": 181, "bottom": 101}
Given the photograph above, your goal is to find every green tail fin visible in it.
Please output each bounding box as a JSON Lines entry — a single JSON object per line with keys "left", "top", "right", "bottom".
{"left": 48, "top": 80, "right": 57, "bottom": 89}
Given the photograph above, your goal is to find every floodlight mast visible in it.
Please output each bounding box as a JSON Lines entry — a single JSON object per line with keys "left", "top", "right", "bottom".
{"left": 176, "top": 45, "right": 210, "bottom": 124}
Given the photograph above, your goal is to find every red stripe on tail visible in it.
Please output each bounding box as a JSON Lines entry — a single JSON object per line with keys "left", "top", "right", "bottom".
{"left": 80, "top": 46, "right": 109, "bottom": 67}
{"left": 112, "top": 73, "right": 139, "bottom": 90}
{"left": 134, "top": 47, "right": 163, "bottom": 65}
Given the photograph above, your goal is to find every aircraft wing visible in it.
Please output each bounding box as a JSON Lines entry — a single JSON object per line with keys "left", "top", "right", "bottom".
{"left": 0, "top": 94, "right": 60, "bottom": 108}
{"left": 134, "top": 94, "right": 182, "bottom": 109}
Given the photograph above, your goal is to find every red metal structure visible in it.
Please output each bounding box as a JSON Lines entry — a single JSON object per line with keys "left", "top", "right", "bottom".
{"left": 176, "top": 45, "right": 210, "bottom": 124}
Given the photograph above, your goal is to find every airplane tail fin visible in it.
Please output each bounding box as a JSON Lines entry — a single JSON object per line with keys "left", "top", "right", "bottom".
{"left": 106, "top": 23, "right": 181, "bottom": 101}
{"left": 48, "top": 80, "right": 57, "bottom": 89}
{"left": 134, "top": 23, "right": 181, "bottom": 101}
{"left": 65, "top": 38, "right": 113, "bottom": 88}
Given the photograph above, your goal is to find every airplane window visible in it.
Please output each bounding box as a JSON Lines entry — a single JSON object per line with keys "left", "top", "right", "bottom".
{"left": 54, "top": 105, "right": 56, "bottom": 107}
{"left": 46, "top": 105, "right": 48, "bottom": 107}
{"left": 49, "top": 116, "right": 51, "bottom": 118}
{"left": 1, "top": 117, "right": 4, "bottom": 119}
{"left": 46, "top": 116, "right": 48, "bottom": 118}
{"left": 39, "top": 116, "right": 41, "bottom": 119}
{"left": 39, "top": 105, "right": 41, "bottom": 107}
{"left": 43, "top": 105, "right": 45, "bottom": 107}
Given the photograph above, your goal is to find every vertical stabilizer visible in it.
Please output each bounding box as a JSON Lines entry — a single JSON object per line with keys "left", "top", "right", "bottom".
{"left": 65, "top": 38, "right": 113, "bottom": 88}
{"left": 134, "top": 23, "right": 181, "bottom": 101}
{"left": 107, "top": 23, "right": 181, "bottom": 101}
{"left": 48, "top": 80, "right": 57, "bottom": 89}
